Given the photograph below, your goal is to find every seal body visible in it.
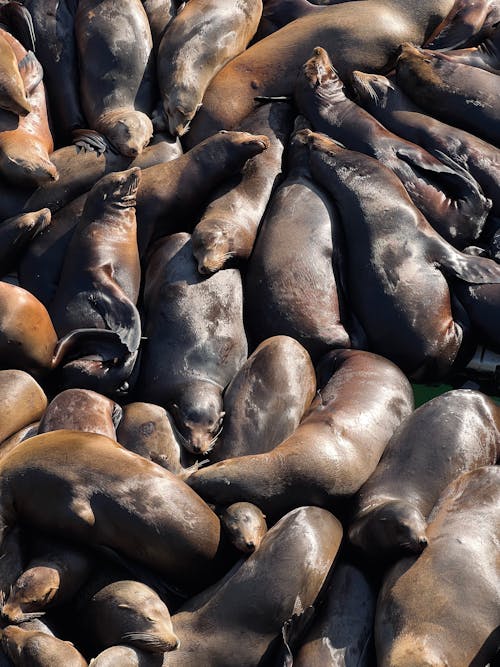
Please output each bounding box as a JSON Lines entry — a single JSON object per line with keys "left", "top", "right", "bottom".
{"left": 210, "top": 336, "right": 316, "bottom": 462}
{"left": 349, "top": 389, "right": 500, "bottom": 560}
{"left": 396, "top": 43, "right": 500, "bottom": 146}
{"left": 189, "top": 349, "right": 414, "bottom": 518}
{"left": 168, "top": 506, "right": 342, "bottom": 666}
{"left": 306, "top": 130, "right": 500, "bottom": 379}
{"left": 0, "top": 208, "right": 51, "bottom": 278}
{"left": 157, "top": 0, "right": 263, "bottom": 136}
{"left": 89, "top": 645, "right": 163, "bottom": 666}
{"left": 376, "top": 466, "right": 500, "bottom": 667}
{"left": 0, "top": 29, "right": 31, "bottom": 116}
{"left": 76, "top": 0, "right": 155, "bottom": 156}
{"left": 186, "top": 0, "right": 456, "bottom": 145}
{"left": 138, "top": 233, "right": 247, "bottom": 455}
{"left": 1, "top": 625, "right": 87, "bottom": 667}
{"left": 0, "top": 370, "right": 46, "bottom": 443}
{"left": 192, "top": 101, "right": 294, "bottom": 274}
{"left": 0, "top": 430, "right": 221, "bottom": 590}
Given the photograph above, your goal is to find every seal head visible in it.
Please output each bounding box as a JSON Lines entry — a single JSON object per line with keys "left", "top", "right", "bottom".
{"left": 96, "top": 109, "right": 153, "bottom": 158}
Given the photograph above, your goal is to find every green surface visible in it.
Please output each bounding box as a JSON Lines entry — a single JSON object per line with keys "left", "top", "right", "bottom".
{"left": 412, "top": 383, "right": 500, "bottom": 408}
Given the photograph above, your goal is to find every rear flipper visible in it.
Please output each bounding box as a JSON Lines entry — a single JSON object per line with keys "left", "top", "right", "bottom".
{"left": 17, "top": 50, "right": 42, "bottom": 95}
{"left": 72, "top": 129, "right": 113, "bottom": 156}
{"left": 424, "top": 0, "right": 493, "bottom": 49}
{"left": 432, "top": 235, "right": 500, "bottom": 284}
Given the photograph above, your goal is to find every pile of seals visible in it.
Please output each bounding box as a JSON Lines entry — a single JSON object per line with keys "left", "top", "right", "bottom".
{"left": 0, "top": 0, "right": 498, "bottom": 664}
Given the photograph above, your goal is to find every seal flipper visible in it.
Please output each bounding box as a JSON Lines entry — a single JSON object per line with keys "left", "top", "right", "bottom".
{"left": 424, "top": 0, "right": 492, "bottom": 50}
{"left": 431, "top": 237, "right": 500, "bottom": 285}
{"left": 17, "top": 51, "right": 43, "bottom": 96}
{"left": 0, "top": 2, "right": 36, "bottom": 53}
{"left": 72, "top": 129, "right": 112, "bottom": 156}
{"left": 258, "top": 606, "right": 315, "bottom": 666}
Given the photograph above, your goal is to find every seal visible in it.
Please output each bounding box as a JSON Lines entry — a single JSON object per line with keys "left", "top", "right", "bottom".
{"left": 349, "top": 389, "right": 500, "bottom": 561}
{"left": 0, "top": 208, "right": 51, "bottom": 278}
{"left": 141, "top": 0, "right": 177, "bottom": 52}
{"left": 188, "top": 349, "right": 414, "bottom": 519}
{"left": 191, "top": 101, "right": 294, "bottom": 274}
{"left": 75, "top": 0, "right": 155, "bottom": 156}
{"left": 395, "top": 42, "right": 500, "bottom": 147}
{"left": 0, "top": 430, "right": 221, "bottom": 591}
{"left": 295, "top": 47, "right": 491, "bottom": 247}
{"left": 138, "top": 233, "right": 247, "bottom": 455}
{"left": 82, "top": 580, "right": 179, "bottom": 655}
{"left": 157, "top": 0, "right": 263, "bottom": 136}
{"left": 210, "top": 335, "right": 316, "bottom": 463}
{"left": 375, "top": 466, "right": 500, "bottom": 667}
{"left": 349, "top": 71, "right": 500, "bottom": 217}
{"left": 245, "top": 120, "right": 352, "bottom": 358}
{"left": 49, "top": 167, "right": 142, "bottom": 396}
{"left": 220, "top": 502, "right": 267, "bottom": 554}
{"left": 424, "top": 0, "right": 500, "bottom": 49}
{"left": 0, "top": 281, "right": 58, "bottom": 375}
{"left": 305, "top": 130, "right": 500, "bottom": 379}
{"left": 116, "top": 402, "right": 202, "bottom": 479}
{"left": 0, "top": 527, "right": 24, "bottom": 601}
{"left": 2, "top": 536, "right": 92, "bottom": 623}
{"left": 1, "top": 625, "right": 88, "bottom": 667}
{"left": 135, "top": 130, "right": 270, "bottom": 257}
{"left": 89, "top": 645, "right": 163, "bottom": 666}
{"left": 185, "top": 0, "right": 457, "bottom": 146}
{"left": 167, "top": 506, "right": 342, "bottom": 667}
{"left": 38, "top": 389, "right": 122, "bottom": 441}
{"left": 0, "top": 423, "right": 38, "bottom": 461}
{"left": 0, "top": 29, "right": 30, "bottom": 116}
{"left": 453, "top": 277, "right": 500, "bottom": 348}
{"left": 0, "top": 370, "right": 46, "bottom": 443}
{"left": 294, "top": 561, "right": 377, "bottom": 667}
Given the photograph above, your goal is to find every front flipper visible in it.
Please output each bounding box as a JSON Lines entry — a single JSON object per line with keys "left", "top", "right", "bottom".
{"left": 432, "top": 237, "right": 500, "bottom": 284}
{"left": 72, "top": 128, "right": 113, "bottom": 156}
{"left": 424, "top": 0, "right": 491, "bottom": 50}
{"left": 18, "top": 51, "right": 43, "bottom": 95}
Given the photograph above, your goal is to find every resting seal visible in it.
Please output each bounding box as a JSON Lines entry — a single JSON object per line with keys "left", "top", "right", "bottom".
{"left": 220, "top": 503, "right": 267, "bottom": 554}
{"left": 0, "top": 370, "right": 46, "bottom": 443}
{"left": 1, "top": 625, "right": 87, "bottom": 667}
{"left": 188, "top": 349, "right": 413, "bottom": 518}
{"left": 375, "top": 466, "right": 500, "bottom": 667}
{"left": 0, "top": 430, "right": 221, "bottom": 591}
{"left": 0, "top": 29, "right": 30, "bottom": 116}
{"left": 0, "top": 208, "right": 51, "bottom": 278}
{"left": 349, "top": 389, "right": 500, "bottom": 560}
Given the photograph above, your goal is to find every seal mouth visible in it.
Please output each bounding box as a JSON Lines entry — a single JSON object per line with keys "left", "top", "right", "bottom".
{"left": 120, "top": 632, "right": 180, "bottom": 653}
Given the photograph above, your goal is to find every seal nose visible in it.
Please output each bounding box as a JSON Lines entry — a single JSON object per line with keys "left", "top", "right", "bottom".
{"left": 245, "top": 541, "right": 255, "bottom": 552}
{"left": 418, "top": 536, "right": 428, "bottom": 549}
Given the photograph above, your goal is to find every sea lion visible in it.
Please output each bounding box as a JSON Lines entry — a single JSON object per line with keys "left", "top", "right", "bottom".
{"left": 167, "top": 506, "right": 342, "bottom": 666}
{"left": 0, "top": 281, "right": 57, "bottom": 375}
{"left": 89, "top": 646, "right": 163, "bottom": 667}
{"left": 1, "top": 625, "right": 88, "bottom": 667}
{"left": 395, "top": 43, "right": 500, "bottom": 147}
{"left": 157, "top": 0, "right": 263, "bottom": 136}
{"left": 116, "top": 402, "right": 201, "bottom": 479}
{"left": 453, "top": 280, "right": 500, "bottom": 349}
{"left": 0, "top": 208, "right": 51, "bottom": 278}
{"left": 2, "top": 537, "right": 92, "bottom": 623}
{"left": 188, "top": 349, "right": 414, "bottom": 518}
{"left": 210, "top": 336, "right": 316, "bottom": 463}
{"left": 135, "top": 130, "right": 270, "bottom": 257}
{"left": 138, "top": 233, "right": 247, "bottom": 456}
{"left": 424, "top": 0, "right": 500, "bottom": 49}
{"left": 0, "top": 30, "right": 30, "bottom": 116}
{"left": 185, "top": 0, "right": 457, "bottom": 146}
{"left": 349, "top": 389, "right": 500, "bottom": 560}
{"left": 375, "top": 466, "right": 500, "bottom": 667}
{"left": 0, "top": 38, "right": 56, "bottom": 186}
{"left": 0, "top": 370, "right": 46, "bottom": 443}
{"left": 349, "top": 71, "right": 500, "bottom": 217}
{"left": 191, "top": 101, "right": 293, "bottom": 274}
{"left": 244, "top": 121, "right": 352, "bottom": 358}
{"left": 75, "top": 0, "right": 155, "bottom": 156}
{"left": 141, "top": 0, "right": 177, "bottom": 52}
{"left": 0, "top": 430, "right": 221, "bottom": 591}
{"left": 294, "top": 561, "right": 377, "bottom": 667}
{"left": 305, "top": 130, "right": 500, "bottom": 379}
{"left": 295, "top": 47, "right": 491, "bottom": 247}
{"left": 82, "top": 580, "right": 179, "bottom": 655}
{"left": 49, "top": 168, "right": 141, "bottom": 396}
{"left": 38, "top": 389, "right": 122, "bottom": 440}
{"left": 0, "top": 424, "right": 38, "bottom": 460}
{"left": 220, "top": 503, "right": 267, "bottom": 553}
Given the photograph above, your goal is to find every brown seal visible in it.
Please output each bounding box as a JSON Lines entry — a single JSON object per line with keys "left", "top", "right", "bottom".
{"left": 2, "top": 537, "right": 92, "bottom": 623}
{"left": 349, "top": 389, "right": 500, "bottom": 561}
{"left": 220, "top": 502, "right": 267, "bottom": 554}
{"left": 185, "top": 0, "right": 457, "bottom": 146}
{"left": 138, "top": 233, "right": 247, "bottom": 456}
{"left": 0, "top": 281, "right": 57, "bottom": 376}
{"left": 210, "top": 335, "right": 316, "bottom": 463}
{"left": 168, "top": 506, "right": 342, "bottom": 666}
{"left": 0, "top": 370, "right": 47, "bottom": 443}
{"left": 0, "top": 430, "right": 221, "bottom": 591}
{"left": 49, "top": 168, "right": 142, "bottom": 396}
{"left": 89, "top": 646, "right": 163, "bottom": 667}
{"left": 349, "top": 71, "right": 500, "bottom": 217}
{"left": 75, "top": 0, "right": 155, "bottom": 156}
{"left": 37, "top": 389, "right": 122, "bottom": 440}
{"left": 244, "top": 120, "right": 352, "bottom": 358}
{"left": 295, "top": 46, "right": 491, "bottom": 247}
{"left": 395, "top": 42, "right": 500, "bottom": 147}
{"left": 191, "top": 101, "right": 294, "bottom": 274}
{"left": 0, "top": 208, "right": 51, "bottom": 278}
{"left": 0, "top": 423, "right": 38, "bottom": 461}
{"left": 157, "top": 0, "right": 263, "bottom": 136}
{"left": 82, "top": 580, "right": 179, "bottom": 655}
{"left": 116, "top": 402, "right": 202, "bottom": 479}
{"left": 0, "top": 30, "right": 30, "bottom": 116}
{"left": 188, "top": 349, "right": 414, "bottom": 519}
{"left": 305, "top": 130, "right": 500, "bottom": 379}
{"left": 294, "top": 561, "right": 377, "bottom": 667}
{"left": 375, "top": 466, "right": 500, "bottom": 667}
{"left": 141, "top": 0, "right": 177, "bottom": 52}
{"left": 1, "top": 625, "right": 88, "bottom": 667}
